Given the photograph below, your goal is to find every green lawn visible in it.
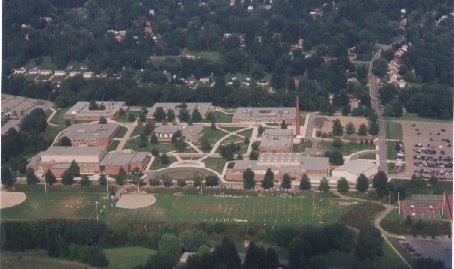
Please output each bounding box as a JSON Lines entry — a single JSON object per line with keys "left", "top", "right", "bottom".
{"left": 183, "top": 50, "right": 222, "bottom": 62}
{"left": 131, "top": 126, "right": 144, "bottom": 137}
{"left": 292, "top": 142, "right": 313, "bottom": 153}
{"left": 45, "top": 125, "right": 64, "bottom": 140}
{"left": 203, "top": 157, "right": 227, "bottom": 173}
{"left": 203, "top": 112, "right": 233, "bottom": 123}
{"left": 0, "top": 252, "right": 88, "bottom": 269}
{"left": 320, "top": 141, "right": 375, "bottom": 155}
{"left": 222, "top": 127, "right": 243, "bottom": 132}
{"left": 125, "top": 138, "right": 176, "bottom": 153}
{"left": 384, "top": 113, "right": 452, "bottom": 123}
{"left": 1, "top": 186, "right": 358, "bottom": 229}
{"left": 108, "top": 140, "right": 120, "bottom": 151}
{"left": 236, "top": 128, "right": 253, "bottom": 138}
{"left": 198, "top": 127, "right": 227, "bottom": 151}
{"left": 386, "top": 122, "right": 403, "bottom": 140}
{"left": 49, "top": 108, "right": 69, "bottom": 126}
{"left": 116, "top": 111, "right": 140, "bottom": 123}
{"left": 322, "top": 241, "right": 408, "bottom": 269}
{"left": 387, "top": 141, "right": 401, "bottom": 160}
{"left": 157, "top": 171, "right": 204, "bottom": 180}
{"left": 104, "top": 247, "right": 155, "bottom": 269}
{"left": 149, "top": 156, "right": 177, "bottom": 170}
{"left": 358, "top": 153, "right": 376, "bottom": 160}
{"left": 115, "top": 126, "right": 128, "bottom": 138}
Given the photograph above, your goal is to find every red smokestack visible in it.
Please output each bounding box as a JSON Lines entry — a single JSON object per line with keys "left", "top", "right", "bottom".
{"left": 296, "top": 96, "right": 300, "bottom": 136}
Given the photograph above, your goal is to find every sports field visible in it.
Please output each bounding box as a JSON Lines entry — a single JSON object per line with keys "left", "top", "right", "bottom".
{"left": 1, "top": 186, "right": 359, "bottom": 228}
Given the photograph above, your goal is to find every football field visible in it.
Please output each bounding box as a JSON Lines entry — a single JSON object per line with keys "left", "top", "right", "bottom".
{"left": 1, "top": 186, "right": 359, "bottom": 228}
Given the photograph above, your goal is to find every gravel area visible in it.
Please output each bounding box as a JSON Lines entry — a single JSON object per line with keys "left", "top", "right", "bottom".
{"left": 116, "top": 194, "right": 156, "bottom": 209}
{"left": 0, "top": 192, "right": 26, "bottom": 209}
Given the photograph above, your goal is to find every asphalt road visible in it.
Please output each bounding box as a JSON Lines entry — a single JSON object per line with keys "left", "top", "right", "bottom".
{"left": 369, "top": 51, "right": 388, "bottom": 174}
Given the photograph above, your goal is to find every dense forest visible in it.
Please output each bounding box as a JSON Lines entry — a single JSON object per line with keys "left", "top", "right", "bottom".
{"left": 2, "top": 0, "right": 453, "bottom": 118}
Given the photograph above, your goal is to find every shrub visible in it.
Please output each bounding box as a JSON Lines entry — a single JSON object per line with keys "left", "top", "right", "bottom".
{"left": 149, "top": 178, "right": 160, "bottom": 186}
{"left": 163, "top": 178, "right": 173, "bottom": 187}
{"left": 177, "top": 179, "right": 186, "bottom": 187}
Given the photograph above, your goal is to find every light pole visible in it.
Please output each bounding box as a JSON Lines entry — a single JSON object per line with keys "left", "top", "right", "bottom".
{"left": 134, "top": 170, "right": 140, "bottom": 192}
{"left": 95, "top": 201, "right": 99, "bottom": 221}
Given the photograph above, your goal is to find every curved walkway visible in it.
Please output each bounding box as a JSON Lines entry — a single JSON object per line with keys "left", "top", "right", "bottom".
{"left": 46, "top": 107, "right": 59, "bottom": 126}
{"left": 333, "top": 191, "right": 412, "bottom": 268}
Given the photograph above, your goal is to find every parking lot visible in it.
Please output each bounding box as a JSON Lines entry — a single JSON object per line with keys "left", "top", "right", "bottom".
{"left": 400, "top": 121, "right": 453, "bottom": 180}
{"left": 398, "top": 237, "right": 452, "bottom": 268}
{"left": 1, "top": 94, "right": 54, "bottom": 134}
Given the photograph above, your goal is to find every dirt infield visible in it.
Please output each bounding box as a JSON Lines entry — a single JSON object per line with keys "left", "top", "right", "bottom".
{"left": 116, "top": 194, "right": 156, "bottom": 209}
{"left": 0, "top": 192, "right": 26, "bottom": 209}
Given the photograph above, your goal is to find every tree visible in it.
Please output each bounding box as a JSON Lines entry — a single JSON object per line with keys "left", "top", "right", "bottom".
{"left": 355, "top": 226, "right": 384, "bottom": 260}
{"left": 201, "top": 136, "right": 211, "bottom": 151}
{"left": 368, "top": 121, "right": 379, "bottom": 135}
{"left": 191, "top": 108, "right": 202, "bottom": 122}
{"left": 205, "top": 176, "right": 219, "bottom": 186}
{"left": 139, "top": 133, "right": 148, "bottom": 148}
{"left": 115, "top": 168, "right": 126, "bottom": 186}
{"left": 299, "top": 174, "right": 311, "bottom": 191}
{"left": 80, "top": 174, "right": 90, "bottom": 186}
{"left": 180, "top": 230, "right": 209, "bottom": 252}
{"left": 171, "top": 130, "right": 182, "bottom": 144}
{"left": 262, "top": 168, "right": 274, "bottom": 189}
{"left": 243, "top": 168, "right": 256, "bottom": 189}
{"left": 337, "top": 177, "right": 349, "bottom": 192}
{"left": 289, "top": 237, "right": 312, "bottom": 269}
{"left": 428, "top": 175, "right": 439, "bottom": 186}
{"left": 150, "top": 133, "right": 158, "bottom": 144}
{"left": 281, "top": 173, "right": 292, "bottom": 189}
{"left": 144, "top": 122, "right": 154, "bottom": 135}
{"left": 342, "top": 105, "right": 350, "bottom": 116}
{"left": 61, "top": 169, "right": 74, "bottom": 186}
{"left": 1, "top": 167, "right": 15, "bottom": 188}
{"left": 249, "top": 150, "right": 259, "bottom": 160}
{"left": 174, "top": 137, "right": 187, "bottom": 152}
{"left": 372, "top": 171, "right": 388, "bottom": 197}
{"left": 89, "top": 100, "right": 99, "bottom": 110}
{"left": 44, "top": 169, "right": 56, "bottom": 186}
{"left": 281, "top": 120, "right": 288, "bottom": 129}
{"left": 210, "top": 121, "right": 217, "bottom": 130}
{"left": 318, "top": 177, "right": 329, "bottom": 192}
{"left": 372, "top": 58, "right": 388, "bottom": 77}
{"left": 160, "top": 153, "right": 170, "bottom": 165}
{"left": 414, "top": 257, "right": 445, "bottom": 269}
{"left": 60, "top": 136, "right": 72, "bottom": 146}
{"left": 127, "top": 112, "right": 136, "bottom": 122}
{"left": 68, "top": 160, "right": 80, "bottom": 177}
{"left": 179, "top": 108, "right": 190, "bottom": 122}
{"left": 25, "top": 168, "right": 39, "bottom": 185}
{"left": 345, "top": 122, "right": 355, "bottom": 135}
{"left": 329, "top": 151, "right": 344, "bottom": 165}
{"left": 156, "top": 233, "right": 181, "bottom": 269}
{"left": 356, "top": 174, "right": 369, "bottom": 192}
{"left": 357, "top": 123, "right": 368, "bottom": 136}
{"left": 99, "top": 116, "right": 107, "bottom": 124}
{"left": 166, "top": 109, "right": 175, "bottom": 122}
{"left": 154, "top": 107, "right": 166, "bottom": 122}
{"left": 332, "top": 119, "right": 343, "bottom": 136}
{"left": 99, "top": 174, "right": 107, "bottom": 186}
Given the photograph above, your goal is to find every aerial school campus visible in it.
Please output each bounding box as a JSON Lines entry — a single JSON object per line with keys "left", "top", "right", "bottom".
{"left": 1, "top": 93, "right": 453, "bottom": 268}
{"left": 1, "top": 0, "right": 454, "bottom": 268}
